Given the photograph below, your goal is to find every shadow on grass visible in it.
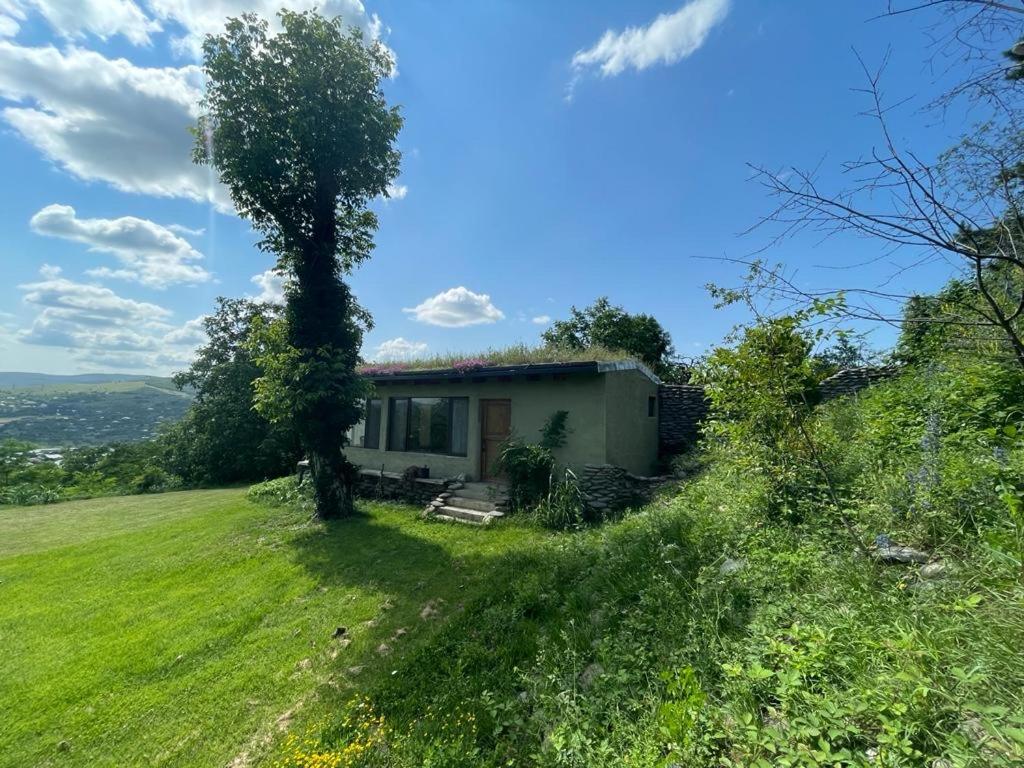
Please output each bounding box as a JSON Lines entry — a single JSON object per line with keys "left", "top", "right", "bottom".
{"left": 282, "top": 500, "right": 759, "bottom": 761}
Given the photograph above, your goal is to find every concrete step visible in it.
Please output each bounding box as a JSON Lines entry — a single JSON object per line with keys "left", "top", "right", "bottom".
{"left": 448, "top": 495, "right": 499, "bottom": 513}
{"left": 451, "top": 483, "right": 507, "bottom": 502}
{"left": 437, "top": 505, "right": 498, "bottom": 525}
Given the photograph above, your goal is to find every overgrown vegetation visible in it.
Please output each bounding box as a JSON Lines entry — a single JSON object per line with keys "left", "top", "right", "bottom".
{"left": 259, "top": 308, "right": 1024, "bottom": 766}
{"left": 0, "top": 439, "right": 180, "bottom": 506}
{"left": 357, "top": 342, "right": 639, "bottom": 374}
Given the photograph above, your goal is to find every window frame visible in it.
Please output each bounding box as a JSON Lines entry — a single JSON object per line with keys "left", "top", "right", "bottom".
{"left": 387, "top": 396, "right": 469, "bottom": 457}
{"left": 647, "top": 395, "right": 657, "bottom": 418}
{"left": 364, "top": 398, "right": 382, "bottom": 449}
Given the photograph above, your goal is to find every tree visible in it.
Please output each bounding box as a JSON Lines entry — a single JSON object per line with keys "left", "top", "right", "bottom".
{"left": 194, "top": 11, "right": 402, "bottom": 518}
{"left": 541, "top": 297, "right": 687, "bottom": 382}
{"left": 736, "top": 2, "right": 1024, "bottom": 369}
{"left": 164, "top": 297, "right": 300, "bottom": 485}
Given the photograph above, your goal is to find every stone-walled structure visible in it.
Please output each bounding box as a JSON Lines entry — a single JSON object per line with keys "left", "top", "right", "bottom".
{"left": 657, "top": 384, "right": 710, "bottom": 454}
{"left": 818, "top": 366, "right": 900, "bottom": 402}
{"left": 353, "top": 468, "right": 455, "bottom": 505}
{"left": 580, "top": 463, "right": 673, "bottom": 515}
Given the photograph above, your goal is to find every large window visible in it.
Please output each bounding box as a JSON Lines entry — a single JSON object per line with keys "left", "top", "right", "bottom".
{"left": 347, "top": 398, "right": 382, "bottom": 449}
{"left": 388, "top": 397, "right": 469, "bottom": 456}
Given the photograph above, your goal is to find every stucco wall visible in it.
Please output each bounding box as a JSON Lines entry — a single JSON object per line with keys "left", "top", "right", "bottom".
{"left": 603, "top": 368, "right": 660, "bottom": 475}
{"left": 344, "top": 373, "right": 609, "bottom": 480}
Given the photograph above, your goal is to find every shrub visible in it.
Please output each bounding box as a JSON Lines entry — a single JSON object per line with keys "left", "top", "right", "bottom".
{"left": 495, "top": 441, "right": 554, "bottom": 511}
{"left": 247, "top": 475, "right": 314, "bottom": 513}
{"left": 534, "top": 469, "right": 586, "bottom": 530}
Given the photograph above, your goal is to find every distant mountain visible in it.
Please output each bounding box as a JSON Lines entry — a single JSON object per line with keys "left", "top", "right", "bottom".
{"left": 0, "top": 372, "right": 174, "bottom": 389}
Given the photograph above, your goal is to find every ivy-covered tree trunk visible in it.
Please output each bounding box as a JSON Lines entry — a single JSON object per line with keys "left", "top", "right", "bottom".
{"left": 288, "top": 224, "right": 363, "bottom": 519}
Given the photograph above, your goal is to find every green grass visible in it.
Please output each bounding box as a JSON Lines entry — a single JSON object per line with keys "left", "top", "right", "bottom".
{"left": 360, "top": 343, "right": 638, "bottom": 372}
{"left": 0, "top": 488, "right": 542, "bottom": 767}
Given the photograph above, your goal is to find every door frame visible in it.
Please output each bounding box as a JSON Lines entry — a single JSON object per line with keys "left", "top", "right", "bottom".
{"left": 479, "top": 398, "right": 511, "bottom": 481}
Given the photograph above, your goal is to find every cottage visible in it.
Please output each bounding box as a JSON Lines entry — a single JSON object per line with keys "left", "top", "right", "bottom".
{"left": 345, "top": 359, "right": 662, "bottom": 481}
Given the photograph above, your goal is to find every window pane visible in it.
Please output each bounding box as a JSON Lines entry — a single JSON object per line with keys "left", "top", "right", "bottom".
{"left": 408, "top": 397, "right": 446, "bottom": 453}
{"left": 388, "top": 398, "right": 408, "bottom": 451}
{"left": 450, "top": 397, "right": 468, "bottom": 456}
{"left": 365, "top": 399, "right": 382, "bottom": 449}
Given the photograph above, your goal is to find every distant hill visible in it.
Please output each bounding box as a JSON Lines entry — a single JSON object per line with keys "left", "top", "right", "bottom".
{"left": 0, "top": 372, "right": 176, "bottom": 390}
{"left": 0, "top": 372, "right": 193, "bottom": 447}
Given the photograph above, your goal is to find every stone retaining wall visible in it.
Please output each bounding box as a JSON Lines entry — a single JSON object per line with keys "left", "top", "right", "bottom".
{"left": 580, "top": 463, "right": 673, "bottom": 514}
{"left": 353, "top": 468, "right": 454, "bottom": 505}
{"left": 658, "top": 384, "right": 710, "bottom": 454}
{"left": 818, "top": 366, "right": 900, "bottom": 402}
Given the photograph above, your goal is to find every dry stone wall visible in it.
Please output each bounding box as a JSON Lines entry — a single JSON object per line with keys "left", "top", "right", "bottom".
{"left": 580, "top": 463, "right": 672, "bottom": 514}
{"left": 658, "top": 384, "right": 710, "bottom": 454}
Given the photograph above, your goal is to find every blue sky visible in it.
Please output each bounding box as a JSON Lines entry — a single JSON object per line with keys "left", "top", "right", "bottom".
{"left": 0, "top": 0, "right": 980, "bottom": 374}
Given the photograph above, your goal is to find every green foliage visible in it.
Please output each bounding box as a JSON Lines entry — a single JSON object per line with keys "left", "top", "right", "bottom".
{"left": 699, "top": 313, "right": 828, "bottom": 521}
{"left": 0, "top": 440, "right": 181, "bottom": 506}
{"left": 195, "top": 9, "right": 401, "bottom": 518}
{"left": 542, "top": 297, "right": 688, "bottom": 382}
{"left": 163, "top": 297, "right": 301, "bottom": 485}
{"left": 539, "top": 410, "right": 571, "bottom": 450}
{"left": 247, "top": 475, "right": 314, "bottom": 514}
{"left": 534, "top": 469, "right": 586, "bottom": 531}
{"left": 496, "top": 440, "right": 555, "bottom": 511}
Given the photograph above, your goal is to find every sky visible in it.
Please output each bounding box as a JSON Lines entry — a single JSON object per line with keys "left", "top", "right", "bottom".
{"left": 0, "top": 0, "right": 985, "bottom": 375}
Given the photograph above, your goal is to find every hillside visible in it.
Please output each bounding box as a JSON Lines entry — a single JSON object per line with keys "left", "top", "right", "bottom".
{"left": 0, "top": 488, "right": 542, "bottom": 768}
{"left": 0, "top": 374, "right": 192, "bottom": 446}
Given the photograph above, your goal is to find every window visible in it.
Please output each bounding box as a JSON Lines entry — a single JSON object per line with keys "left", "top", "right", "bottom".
{"left": 388, "top": 397, "right": 469, "bottom": 456}
{"left": 648, "top": 396, "right": 657, "bottom": 417}
{"left": 347, "top": 398, "right": 382, "bottom": 449}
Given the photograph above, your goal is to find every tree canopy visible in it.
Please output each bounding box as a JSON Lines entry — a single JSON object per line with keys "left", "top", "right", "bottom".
{"left": 194, "top": 10, "right": 402, "bottom": 517}
{"left": 541, "top": 297, "right": 687, "bottom": 382}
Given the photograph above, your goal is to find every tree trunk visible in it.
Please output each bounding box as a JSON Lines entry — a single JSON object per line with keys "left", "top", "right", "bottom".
{"left": 309, "top": 448, "right": 354, "bottom": 519}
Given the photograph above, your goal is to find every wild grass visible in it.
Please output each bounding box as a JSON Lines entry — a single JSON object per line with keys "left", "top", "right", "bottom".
{"left": 361, "top": 343, "right": 636, "bottom": 371}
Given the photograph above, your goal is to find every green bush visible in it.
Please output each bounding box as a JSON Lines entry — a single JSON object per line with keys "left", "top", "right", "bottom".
{"left": 495, "top": 440, "right": 555, "bottom": 511}
{"left": 534, "top": 469, "right": 586, "bottom": 531}
{"left": 247, "top": 475, "right": 314, "bottom": 513}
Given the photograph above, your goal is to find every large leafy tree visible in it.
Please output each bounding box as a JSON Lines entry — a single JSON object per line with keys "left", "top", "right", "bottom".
{"left": 541, "top": 297, "right": 686, "bottom": 382}
{"left": 164, "top": 297, "right": 300, "bottom": 485}
{"left": 194, "top": 11, "right": 401, "bottom": 517}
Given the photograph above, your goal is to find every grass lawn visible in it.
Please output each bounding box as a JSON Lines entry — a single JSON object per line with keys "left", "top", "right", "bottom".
{"left": 0, "top": 488, "right": 542, "bottom": 767}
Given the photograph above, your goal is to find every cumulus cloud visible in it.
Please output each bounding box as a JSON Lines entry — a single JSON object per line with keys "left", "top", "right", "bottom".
{"left": 145, "top": 0, "right": 391, "bottom": 60}
{"left": 372, "top": 336, "right": 428, "bottom": 361}
{"left": 531, "top": 315, "right": 552, "bottom": 325}
{"left": 6, "top": 1, "right": 159, "bottom": 44}
{"left": 15, "top": 264, "right": 202, "bottom": 371}
{"left": 30, "top": 204, "right": 211, "bottom": 288}
{"left": 403, "top": 286, "right": 505, "bottom": 327}
{"left": 250, "top": 268, "right": 287, "bottom": 304}
{"left": 570, "top": 0, "right": 729, "bottom": 94}
{"left": 0, "top": 42, "right": 231, "bottom": 209}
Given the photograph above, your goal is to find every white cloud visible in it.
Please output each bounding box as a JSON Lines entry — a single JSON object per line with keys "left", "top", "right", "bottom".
{"left": 162, "top": 314, "right": 207, "bottom": 346}
{"left": 15, "top": 264, "right": 202, "bottom": 372}
{"left": 386, "top": 182, "right": 408, "bottom": 200}
{"left": 7, "top": 1, "right": 159, "bottom": 44}
{"left": 531, "top": 314, "right": 552, "bottom": 325}
{"left": 0, "top": 14, "right": 19, "bottom": 37}
{"left": 0, "top": 42, "right": 231, "bottom": 209}
{"left": 250, "top": 268, "right": 286, "bottom": 304}
{"left": 30, "top": 204, "right": 211, "bottom": 288}
{"left": 145, "top": 0, "right": 391, "bottom": 60}
{"left": 372, "top": 336, "right": 428, "bottom": 361}
{"left": 570, "top": 0, "right": 729, "bottom": 92}
{"left": 403, "top": 286, "right": 505, "bottom": 328}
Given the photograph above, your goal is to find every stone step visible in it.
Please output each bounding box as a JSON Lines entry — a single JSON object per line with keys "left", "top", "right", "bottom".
{"left": 447, "top": 495, "right": 499, "bottom": 513}
{"left": 451, "top": 483, "right": 507, "bottom": 502}
{"left": 437, "top": 505, "right": 497, "bottom": 525}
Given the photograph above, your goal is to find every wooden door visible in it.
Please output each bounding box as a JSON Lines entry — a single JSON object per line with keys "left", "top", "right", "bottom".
{"left": 480, "top": 399, "right": 511, "bottom": 481}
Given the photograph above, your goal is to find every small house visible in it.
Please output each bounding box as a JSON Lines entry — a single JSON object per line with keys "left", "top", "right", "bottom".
{"left": 345, "top": 359, "right": 662, "bottom": 481}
